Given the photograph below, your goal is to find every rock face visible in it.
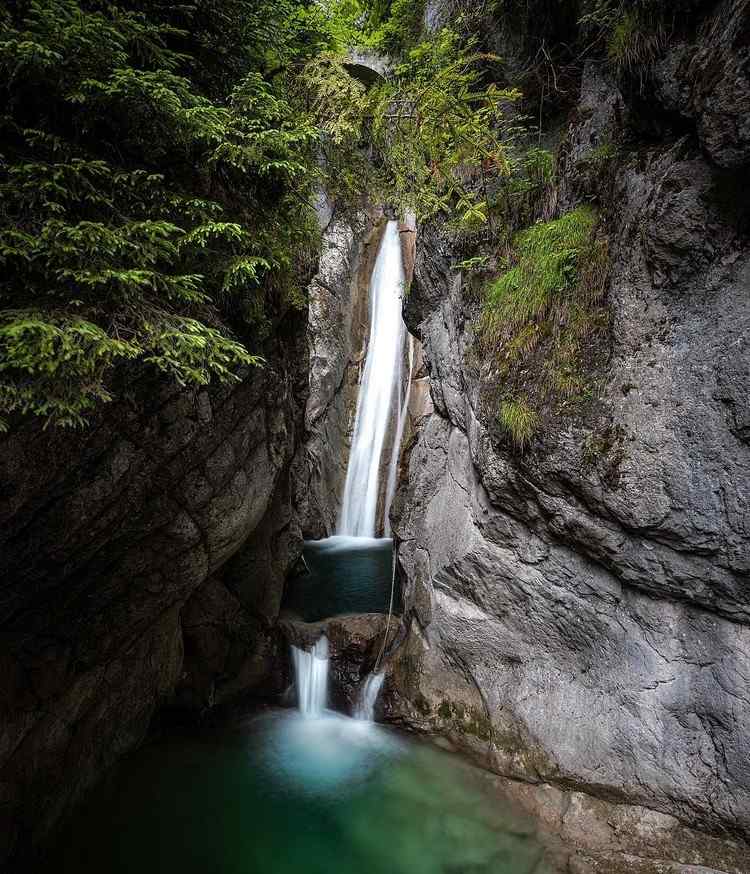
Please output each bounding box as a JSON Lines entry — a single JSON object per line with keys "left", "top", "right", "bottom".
{"left": 655, "top": 0, "right": 750, "bottom": 170}
{"left": 384, "top": 4, "right": 750, "bottom": 871}
{"left": 0, "top": 308, "right": 307, "bottom": 868}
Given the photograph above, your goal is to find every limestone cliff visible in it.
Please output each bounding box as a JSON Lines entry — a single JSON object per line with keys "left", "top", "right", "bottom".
{"left": 294, "top": 203, "right": 385, "bottom": 538}
{"left": 383, "top": 2, "right": 750, "bottom": 871}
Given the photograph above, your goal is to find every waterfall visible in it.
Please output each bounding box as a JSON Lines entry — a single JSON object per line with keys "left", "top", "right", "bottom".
{"left": 384, "top": 333, "right": 414, "bottom": 537}
{"left": 338, "top": 220, "right": 406, "bottom": 538}
{"left": 291, "top": 636, "right": 329, "bottom": 717}
{"left": 355, "top": 673, "right": 385, "bottom": 722}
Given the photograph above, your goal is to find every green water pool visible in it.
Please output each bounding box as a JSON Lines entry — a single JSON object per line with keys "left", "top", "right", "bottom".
{"left": 47, "top": 709, "right": 548, "bottom": 874}
{"left": 283, "top": 537, "right": 400, "bottom": 621}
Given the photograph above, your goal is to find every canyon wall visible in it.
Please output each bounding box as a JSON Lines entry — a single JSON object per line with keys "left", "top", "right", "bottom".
{"left": 0, "top": 303, "right": 307, "bottom": 868}
{"left": 0, "top": 192, "right": 400, "bottom": 870}
{"left": 383, "top": 2, "right": 750, "bottom": 871}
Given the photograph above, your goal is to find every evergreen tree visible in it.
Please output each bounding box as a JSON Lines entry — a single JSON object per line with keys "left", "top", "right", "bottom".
{"left": 0, "top": 0, "right": 514, "bottom": 429}
{"left": 0, "top": 0, "right": 327, "bottom": 427}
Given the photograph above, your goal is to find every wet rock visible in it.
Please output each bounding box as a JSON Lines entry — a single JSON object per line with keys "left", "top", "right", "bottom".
{"left": 281, "top": 614, "right": 399, "bottom": 714}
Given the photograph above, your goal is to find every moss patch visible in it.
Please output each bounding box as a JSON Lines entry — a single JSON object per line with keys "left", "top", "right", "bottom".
{"left": 434, "top": 699, "right": 493, "bottom": 741}
{"left": 477, "top": 205, "right": 610, "bottom": 450}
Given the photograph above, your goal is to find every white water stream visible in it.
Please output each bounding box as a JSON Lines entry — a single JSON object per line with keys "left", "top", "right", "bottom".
{"left": 291, "top": 636, "right": 384, "bottom": 724}
{"left": 291, "top": 636, "right": 329, "bottom": 717}
{"left": 338, "top": 220, "right": 407, "bottom": 538}
{"left": 296, "top": 221, "right": 409, "bottom": 725}
{"left": 384, "top": 333, "right": 414, "bottom": 537}
{"left": 355, "top": 673, "right": 385, "bottom": 721}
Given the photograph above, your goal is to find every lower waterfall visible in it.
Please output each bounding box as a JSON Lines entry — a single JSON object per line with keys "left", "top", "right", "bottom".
{"left": 355, "top": 673, "right": 385, "bottom": 722}
{"left": 291, "top": 635, "right": 384, "bottom": 723}
{"left": 291, "top": 636, "right": 329, "bottom": 717}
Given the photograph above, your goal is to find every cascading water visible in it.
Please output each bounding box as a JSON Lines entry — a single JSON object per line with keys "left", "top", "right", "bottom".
{"left": 384, "top": 333, "right": 414, "bottom": 537}
{"left": 50, "top": 208, "right": 549, "bottom": 872}
{"left": 290, "top": 221, "right": 408, "bottom": 728}
{"left": 355, "top": 673, "right": 385, "bottom": 722}
{"left": 291, "top": 636, "right": 329, "bottom": 717}
{"left": 338, "top": 220, "right": 407, "bottom": 538}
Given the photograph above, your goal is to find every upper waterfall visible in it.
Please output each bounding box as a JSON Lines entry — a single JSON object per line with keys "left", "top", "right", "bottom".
{"left": 338, "top": 220, "right": 407, "bottom": 538}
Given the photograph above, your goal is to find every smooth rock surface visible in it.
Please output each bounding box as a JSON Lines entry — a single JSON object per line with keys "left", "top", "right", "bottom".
{"left": 294, "top": 209, "right": 384, "bottom": 537}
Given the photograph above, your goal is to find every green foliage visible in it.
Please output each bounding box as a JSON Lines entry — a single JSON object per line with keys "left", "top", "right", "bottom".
{"left": 489, "top": 146, "right": 554, "bottom": 235}
{"left": 0, "top": 314, "right": 136, "bottom": 429}
{"left": 366, "top": 0, "right": 427, "bottom": 55}
{"left": 303, "top": 28, "right": 519, "bottom": 222}
{"left": 0, "top": 0, "right": 327, "bottom": 429}
{"left": 479, "top": 206, "right": 610, "bottom": 447}
{"left": 518, "top": 148, "right": 554, "bottom": 188}
{"left": 579, "top": 0, "right": 670, "bottom": 81}
{"left": 373, "top": 30, "right": 515, "bottom": 221}
{"left": 0, "top": 311, "right": 260, "bottom": 429}
{"left": 0, "top": 1, "right": 519, "bottom": 429}
{"left": 455, "top": 255, "right": 490, "bottom": 272}
{"left": 322, "top": 0, "right": 426, "bottom": 56}
{"left": 482, "top": 206, "right": 598, "bottom": 331}
{"left": 582, "top": 142, "right": 618, "bottom": 167}
{"left": 499, "top": 397, "right": 539, "bottom": 449}
{"left": 607, "top": 9, "right": 666, "bottom": 74}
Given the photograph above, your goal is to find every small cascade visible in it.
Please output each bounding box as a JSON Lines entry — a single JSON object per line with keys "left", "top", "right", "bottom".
{"left": 338, "top": 220, "right": 406, "bottom": 538}
{"left": 384, "top": 333, "right": 414, "bottom": 537}
{"left": 355, "top": 672, "right": 385, "bottom": 722}
{"left": 291, "top": 636, "right": 329, "bottom": 717}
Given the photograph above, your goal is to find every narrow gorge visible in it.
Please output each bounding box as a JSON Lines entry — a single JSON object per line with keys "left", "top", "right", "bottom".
{"left": 1, "top": 0, "right": 749, "bottom": 872}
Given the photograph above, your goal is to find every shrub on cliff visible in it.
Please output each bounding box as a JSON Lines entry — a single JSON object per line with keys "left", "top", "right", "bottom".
{"left": 579, "top": 0, "right": 694, "bottom": 86}
{"left": 0, "top": 1, "right": 519, "bottom": 430}
{"left": 302, "top": 28, "right": 519, "bottom": 223}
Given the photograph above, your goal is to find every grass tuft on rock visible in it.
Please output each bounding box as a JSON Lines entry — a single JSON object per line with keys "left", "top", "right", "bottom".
{"left": 499, "top": 398, "right": 539, "bottom": 450}
{"left": 482, "top": 206, "right": 598, "bottom": 336}
{"left": 477, "top": 204, "right": 609, "bottom": 450}
{"left": 607, "top": 8, "right": 667, "bottom": 75}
